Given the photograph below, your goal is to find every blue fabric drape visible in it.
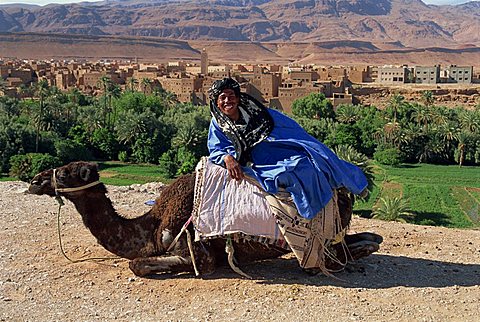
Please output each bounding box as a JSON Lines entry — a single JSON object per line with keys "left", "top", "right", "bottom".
{"left": 208, "top": 109, "right": 367, "bottom": 219}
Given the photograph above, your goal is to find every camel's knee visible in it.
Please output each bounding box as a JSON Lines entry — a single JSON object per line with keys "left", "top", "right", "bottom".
{"left": 347, "top": 240, "right": 380, "bottom": 261}
{"left": 344, "top": 232, "right": 383, "bottom": 246}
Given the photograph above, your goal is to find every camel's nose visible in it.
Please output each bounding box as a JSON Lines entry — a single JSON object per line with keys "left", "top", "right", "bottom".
{"left": 28, "top": 176, "right": 41, "bottom": 189}
{"left": 30, "top": 177, "right": 40, "bottom": 185}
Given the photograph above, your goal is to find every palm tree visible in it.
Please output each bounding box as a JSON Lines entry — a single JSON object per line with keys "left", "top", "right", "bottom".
{"left": 334, "top": 144, "right": 374, "bottom": 190}
{"left": 97, "top": 75, "right": 112, "bottom": 127}
{"left": 107, "top": 83, "right": 122, "bottom": 128}
{"left": 335, "top": 104, "right": 359, "bottom": 124}
{"left": 455, "top": 131, "right": 470, "bottom": 167}
{"left": 372, "top": 196, "right": 414, "bottom": 223}
{"left": 388, "top": 93, "right": 405, "bottom": 124}
{"left": 459, "top": 109, "right": 480, "bottom": 134}
{"left": 430, "top": 105, "right": 449, "bottom": 127}
{"left": 115, "top": 111, "right": 149, "bottom": 145}
{"left": 140, "top": 78, "right": 152, "bottom": 95}
{"left": 411, "top": 104, "right": 432, "bottom": 130}
{"left": 0, "top": 78, "right": 7, "bottom": 94}
{"left": 417, "top": 129, "right": 448, "bottom": 163}
{"left": 17, "top": 84, "right": 33, "bottom": 99}
{"left": 67, "top": 87, "right": 82, "bottom": 105}
{"left": 437, "top": 121, "right": 457, "bottom": 155}
{"left": 128, "top": 77, "right": 138, "bottom": 92}
{"left": 421, "top": 90, "right": 435, "bottom": 107}
{"left": 161, "top": 90, "right": 178, "bottom": 109}
{"left": 33, "top": 79, "right": 50, "bottom": 152}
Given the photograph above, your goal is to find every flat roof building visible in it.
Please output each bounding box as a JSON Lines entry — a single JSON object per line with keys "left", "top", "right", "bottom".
{"left": 377, "top": 66, "right": 409, "bottom": 84}
{"left": 446, "top": 65, "right": 473, "bottom": 84}
{"left": 415, "top": 65, "right": 440, "bottom": 84}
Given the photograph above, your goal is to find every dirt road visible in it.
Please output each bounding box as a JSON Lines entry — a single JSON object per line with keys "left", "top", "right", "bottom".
{"left": 1, "top": 181, "right": 479, "bottom": 321}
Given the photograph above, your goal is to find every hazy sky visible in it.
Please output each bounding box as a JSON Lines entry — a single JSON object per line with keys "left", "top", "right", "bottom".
{"left": 0, "top": 0, "right": 477, "bottom": 6}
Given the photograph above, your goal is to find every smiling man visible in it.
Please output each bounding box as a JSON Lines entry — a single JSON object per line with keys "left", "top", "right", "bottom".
{"left": 207, "top": 78, "right": 368, "bottom": 220}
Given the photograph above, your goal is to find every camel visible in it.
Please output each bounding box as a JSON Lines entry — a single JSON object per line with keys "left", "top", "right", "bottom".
{"left": 28, "top": 161, "right": 382, "bottom": 277}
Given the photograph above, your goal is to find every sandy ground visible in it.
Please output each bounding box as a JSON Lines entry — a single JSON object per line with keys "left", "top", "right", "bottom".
{"left": 1, "top": 181, "right": 479, "bottom": 321}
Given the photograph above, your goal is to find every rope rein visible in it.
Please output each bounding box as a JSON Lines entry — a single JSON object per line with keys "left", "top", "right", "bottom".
{"left": 53, "top": 168, "right": 120, "bottom": 264}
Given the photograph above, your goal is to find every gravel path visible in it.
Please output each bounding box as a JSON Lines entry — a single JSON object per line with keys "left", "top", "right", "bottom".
{"left": 1, "top": 181, "right": 479, "bottom": 321}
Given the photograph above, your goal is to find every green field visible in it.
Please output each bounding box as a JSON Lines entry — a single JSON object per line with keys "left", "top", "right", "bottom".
{"left": 97, "top": 161, "right": 173, "bottom": 186}
{"left": 99, "top": 161, "right": 480, "bottom": 229}
{"left": 354, "top": 163, "right": 480, "bottom": 228}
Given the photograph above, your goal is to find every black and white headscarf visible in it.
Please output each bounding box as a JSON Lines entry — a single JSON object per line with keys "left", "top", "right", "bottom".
{"left": 209, "top": 78, "right": 274, "bottom": 165}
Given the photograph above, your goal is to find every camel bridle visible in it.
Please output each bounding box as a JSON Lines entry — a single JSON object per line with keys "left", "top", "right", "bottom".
{"left": 52, "top": 168, "right": 102, "bottom": 194}
{"left": 51, "top": 167, "right": 120, "bottom": 263}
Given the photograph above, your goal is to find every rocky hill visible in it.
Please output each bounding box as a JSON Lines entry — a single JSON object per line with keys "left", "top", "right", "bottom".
{"left": 2, "top": 31, "right": 480, "bottom": 67}
{"left": 0, "top": 0, "right": 479, "bottom": 48}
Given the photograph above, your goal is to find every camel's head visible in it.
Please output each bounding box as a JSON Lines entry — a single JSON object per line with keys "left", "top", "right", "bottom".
{"left": 29, "top": 161, "right": 103, "bottom": 197}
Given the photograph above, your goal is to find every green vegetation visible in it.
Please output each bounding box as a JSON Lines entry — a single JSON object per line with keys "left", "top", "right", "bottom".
{"left": 372, "top": 196, "right": 414, "bottom": 223}
{"left": 354, "top": 163, "right": 480, "bottom": 228}
{"left": 2, "top": 81, "right": 479, "bottom": 229}
{"left": 1, "top": 83, "right": 210, "bottom": 181}
{"left": 97, "top": 161, "right": 172, "bottom": 185}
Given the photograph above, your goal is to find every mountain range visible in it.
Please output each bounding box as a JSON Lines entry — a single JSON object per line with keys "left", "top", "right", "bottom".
{"left": 0, "top": 0, "right": 479, "bottom": 66}
{"left": 0, "top": 0, "right": 479, "bottom": 47}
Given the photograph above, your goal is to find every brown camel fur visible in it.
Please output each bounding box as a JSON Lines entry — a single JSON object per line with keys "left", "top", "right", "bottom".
{"left": 28, "top": 161, "right": 382, "bottom": 277}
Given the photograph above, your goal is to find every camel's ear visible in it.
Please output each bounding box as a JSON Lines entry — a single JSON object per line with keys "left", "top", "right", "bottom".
{"left": 79, "top": 166, "right": 91, "bottom": 182}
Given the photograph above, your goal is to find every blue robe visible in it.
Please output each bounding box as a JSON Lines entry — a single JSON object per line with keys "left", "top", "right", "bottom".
{"left": 208, "top": 109, "right": 367, "bottom": 219}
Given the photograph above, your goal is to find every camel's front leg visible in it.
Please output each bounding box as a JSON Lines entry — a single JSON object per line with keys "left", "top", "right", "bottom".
{"left": 129, "top": 255, "right": 194, "bottom": 277}
{"left": 129, "top": 239, "right": 217, "bottom": 277}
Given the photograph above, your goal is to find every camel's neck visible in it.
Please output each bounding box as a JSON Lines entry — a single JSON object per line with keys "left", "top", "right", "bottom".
{"left": 67, "top": 192, "right": 159, "bottom": 259}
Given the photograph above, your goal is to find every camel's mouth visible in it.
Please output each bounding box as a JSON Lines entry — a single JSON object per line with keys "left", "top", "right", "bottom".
{"left": 28, "top": 176, "right": 55, "bottom": 196}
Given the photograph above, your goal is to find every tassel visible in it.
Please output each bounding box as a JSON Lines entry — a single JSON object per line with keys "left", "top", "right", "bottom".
{"left": 225, "top": 237, "right": 252, "bottom": 279}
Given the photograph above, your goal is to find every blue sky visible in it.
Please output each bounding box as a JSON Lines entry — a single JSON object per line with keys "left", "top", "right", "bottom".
{"left": 0, "top": 0, "right": 477, "bottom": 6}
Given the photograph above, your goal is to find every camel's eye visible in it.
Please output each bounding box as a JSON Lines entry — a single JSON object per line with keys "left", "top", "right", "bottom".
{"left": 57, "top": 169, "right": 68, "bottom": 180}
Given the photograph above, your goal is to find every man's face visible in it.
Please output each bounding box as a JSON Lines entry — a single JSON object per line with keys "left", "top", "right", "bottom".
{"left": 216, "top": 89, "right": 240, "bottom": 121}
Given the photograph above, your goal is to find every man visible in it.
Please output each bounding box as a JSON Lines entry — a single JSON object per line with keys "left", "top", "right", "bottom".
{"left": 207, "top": 78, "right": 367, "bottom": 219}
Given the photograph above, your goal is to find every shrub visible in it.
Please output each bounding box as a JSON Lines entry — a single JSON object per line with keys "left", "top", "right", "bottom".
{"left": 118, "top": 151, "right": 129, "bottom": 163}
{"left": 131, "top": 135, "right": 157, "bottom": 164}
{"left": 158, "top": 150, "right": 177, "bottom": 179}
{"left": 54, "top": 139, "right": 93, "bottom": 164}
{"left": 90, "top": 128, "right": 120, "bottom": 160}
{"left": 176, "top": 147, "right": 198, "bottom": 176}
{"left": 372, "top": 196, "right": 415, "bottom": 223}
{"left": 292, "top": 93, "right": 335, "bottom": 119}
{"left": 9, "top": 153, "right": 60, "bottom": 182}
{"left": 374, "top": 147, "right": 404, "bottom": 166}
{"left": 0, "top": 118, "right": 36, "bottom": 173}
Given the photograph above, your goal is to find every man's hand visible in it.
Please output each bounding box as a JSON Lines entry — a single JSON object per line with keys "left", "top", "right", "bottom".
{"left": 224, "top": 155, "right": 244, "bottom": 181}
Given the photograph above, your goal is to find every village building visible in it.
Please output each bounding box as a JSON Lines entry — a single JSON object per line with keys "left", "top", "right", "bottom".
{"left": 0, "top": 58, "right": 477, "bottom": 112}
{"left": 445, "top": 65, "right": 473, "bottom": 84}
{"left": 273, "top": 80, "right": 320, "bottom": 113}
{"left": 376, "top": 66, "right": 409, "bottom": 84}
{"left": 415, "top": 65, "right": 441, "bottom": 84}
{"left": 318, "top": 67, "right": 347, "bottom": 82}
{"left": 347, "top": 66, "right": 373, "bottom": 83}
